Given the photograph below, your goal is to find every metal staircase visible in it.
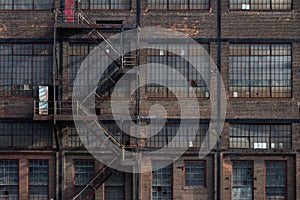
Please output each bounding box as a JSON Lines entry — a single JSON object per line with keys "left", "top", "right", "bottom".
{"left": 53, "top": 8, "right": 137, "bottom": 200}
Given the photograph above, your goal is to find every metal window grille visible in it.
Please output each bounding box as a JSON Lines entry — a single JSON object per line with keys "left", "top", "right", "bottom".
{"left": 185, "top": 161, "right": 205, "bottom": 187}
{"left": 0, "top": 160, "right": 19, "bottom": 200}
{"left": 229, "top": 44, "right": 291, "bottom": 98}
{"left": 265, "top": 161, "right": 287, "bottom": 200}
{"left": 229, "top": 124, "right": 291, "bottom": 149}
{"left": 28, "top": 160, "right": 49, "bottom": 200}
{"left": 232, "top": 161, "right": 253, "bottom": 200}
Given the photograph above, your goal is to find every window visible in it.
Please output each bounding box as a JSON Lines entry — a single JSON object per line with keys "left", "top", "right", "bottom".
{"left": 82, "top": 0, "right": 130, "bottom": 9}
{"left": 147, "top": 43, "right": 210, "bottom": 98}
{"left": 152, "top": 161, "right": 172, "bottom": 200}
{"left": 265, "top": 161, "right": 287, "bottom": 200}
{"left": 28, "top": 160, "right": 49, "bottom": 200}
{"left": 0, "top": 160, "right": 18, "bottom": 200}
{"left": 0, "top": 43, "right": 52, "bottom": 97}
{"left": 229, "top": 124, "right": 291, "bottom": 149}
{"left": 0, "top": 0, "right": 53, "bottom": 10}
{"left": 74, "top": 160, "right": 94, "bottom": 200}
{"left": 67, "top": 122, "right": 130, "bottom": 148}
{"left": 185, "top": 161, "right": 205, "bottom": 187}
{"left": 148, "top": 0, "right": 209, "bottom": 10}
{"left": 105, "top": 171, "right": 125, "bottom": 200}
{"left": 232, "top": 161, "right": 253, "bottom": 200}
{"left": 229, "top": 44, "right": 291, "bottom": 98}
{"left": 229, "top": 0, "right": 292, "bottom": 10}
{"left": 147, "top": 123, "right": 208, "bottom": 148}
{"left": 0, "top": 123, "right": 52, "bottom": 148}
{"left": 69, "top": 43, "right": 129, "bottom": 97}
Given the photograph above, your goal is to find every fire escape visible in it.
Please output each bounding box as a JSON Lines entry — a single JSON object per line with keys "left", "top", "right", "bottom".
{"left": 47, "top": 7, "right": 137, "bottom": 200}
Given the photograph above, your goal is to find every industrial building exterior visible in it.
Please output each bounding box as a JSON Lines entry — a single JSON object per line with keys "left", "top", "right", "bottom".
{"left": 0, "top": 0, "right": 299, "bottom": 199}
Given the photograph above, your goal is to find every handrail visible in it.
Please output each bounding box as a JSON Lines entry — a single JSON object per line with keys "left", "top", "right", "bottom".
{"left": 33, "top": 101, "right": 79, "bottom": 116}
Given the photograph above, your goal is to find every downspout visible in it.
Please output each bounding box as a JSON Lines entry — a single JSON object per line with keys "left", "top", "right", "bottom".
{"left": 216, "top": 0, "right": 222, "bottom": 199}
{"left": 135, "top": 1, "right": 141, "bottom": 200}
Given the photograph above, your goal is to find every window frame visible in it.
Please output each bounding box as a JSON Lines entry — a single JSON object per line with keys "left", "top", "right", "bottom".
{"left": 69, "top": 42, "right": 130, "bottom": 98}
{"left": 73, "top": 159, "right": 95, "bottom": 200}
{"left": 231, "top": 160, "right": 253, "bottom": 200}
{"left": 229, "top": 43, "right": 292, "bottom": 98}
{"left": 81, "top": 0, "right": 131, "bottom": 10}
{"left": 147, "top": 122, "right": 209, "bottom": 148}
{"left": 0, "top": 43, "right": 53, "bottom": 97}
{"left": 264, "top": 160, "right": 287, "bottom": 200}
{"left": 184, "top": 160, "right": 206, "bottom": 188}
{"left": 229, "top": 0, "right": 293, "bottom": 11}
{"left": 0, "top": 0, "right": 54, "bottom": 11}
{"left": 0, "top": 159, "right": 19, "bottom": 200}
{"left": 0, "top": 122, "right": 53, "bottom": 148}
{"left": 147, "top": 0, "right": 210, "bottom": 11}
{"left": 104, "top": 171, "right": 125, "bottom": 200}
{"left": 27, "top": 159, "right": 49, "bottom": 200}
{"left": 146, "top": 43, "right": 210, "bottom": 99}
{"left": 151, "top": 161, "right": 173, "bottom": 200}
{"left": 229, "top": 124, "right": 292, "bottom": 149}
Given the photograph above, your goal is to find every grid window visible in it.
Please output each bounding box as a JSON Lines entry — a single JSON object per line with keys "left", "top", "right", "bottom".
{"left": 152, "top": 161, "right": 172, "bottom": 200}
{"left": 82, "top": 0, "right": 130, "bottom": 9}
{"left": 148, "top": 0, "right": 209, "bottom": 10}
{"left": 147, "top": 123, "right": 208, "bottom": 148}
{"left": 0, "top": 123, "right": 52, "bottom": 148}
{"left": 229, "top": 0, "right": 292, "bottom": 10}
{"left": 0, "top": 0, "right": 53, "bottom": 10}
{"left": 232, "top": 161, "right": 253, "bottom": 200}
{"left": 265, "top": 161, "right": 287, "bottom": 200}
{"left": 105, "top": 171, "right": 125, "bottom": 200}
{"left": 229, "top": 124, "right": 291, "bottom": 149}
{"left": 74, "top": 160, "right": 94, "bottom": 200}
{"left": 229, "top": 44, "right": 291, "bottom": 98}
{"left": 67, "top": 122, "right": 129, "bottom": 148}
{"left": 0, "top": 43, "right": 52, "bottom": 97}
{"left": 69, "top": 43, "right": 129, "bottom": 98}
{"left": 185, "top": 161, "right": 205, "bottom": 187}
{"left": 147, "top": 43, "right": 210, "bottom": 98}
{"left": 0, "top": 160, "right": 18, "bottom": 200}
{"left": 28, "top": 160, "right": 49, "bottom": 200}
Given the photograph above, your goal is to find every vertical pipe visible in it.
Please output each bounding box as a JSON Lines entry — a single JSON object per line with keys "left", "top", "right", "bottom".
{"left": 53, "top": 13, "right": 57, "bottom": 124}
{"left": 135, "top": 1, "right": 141, "bottom": 199}
{"left": 217, "top": 0, "right": 222, "bottom": 200}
